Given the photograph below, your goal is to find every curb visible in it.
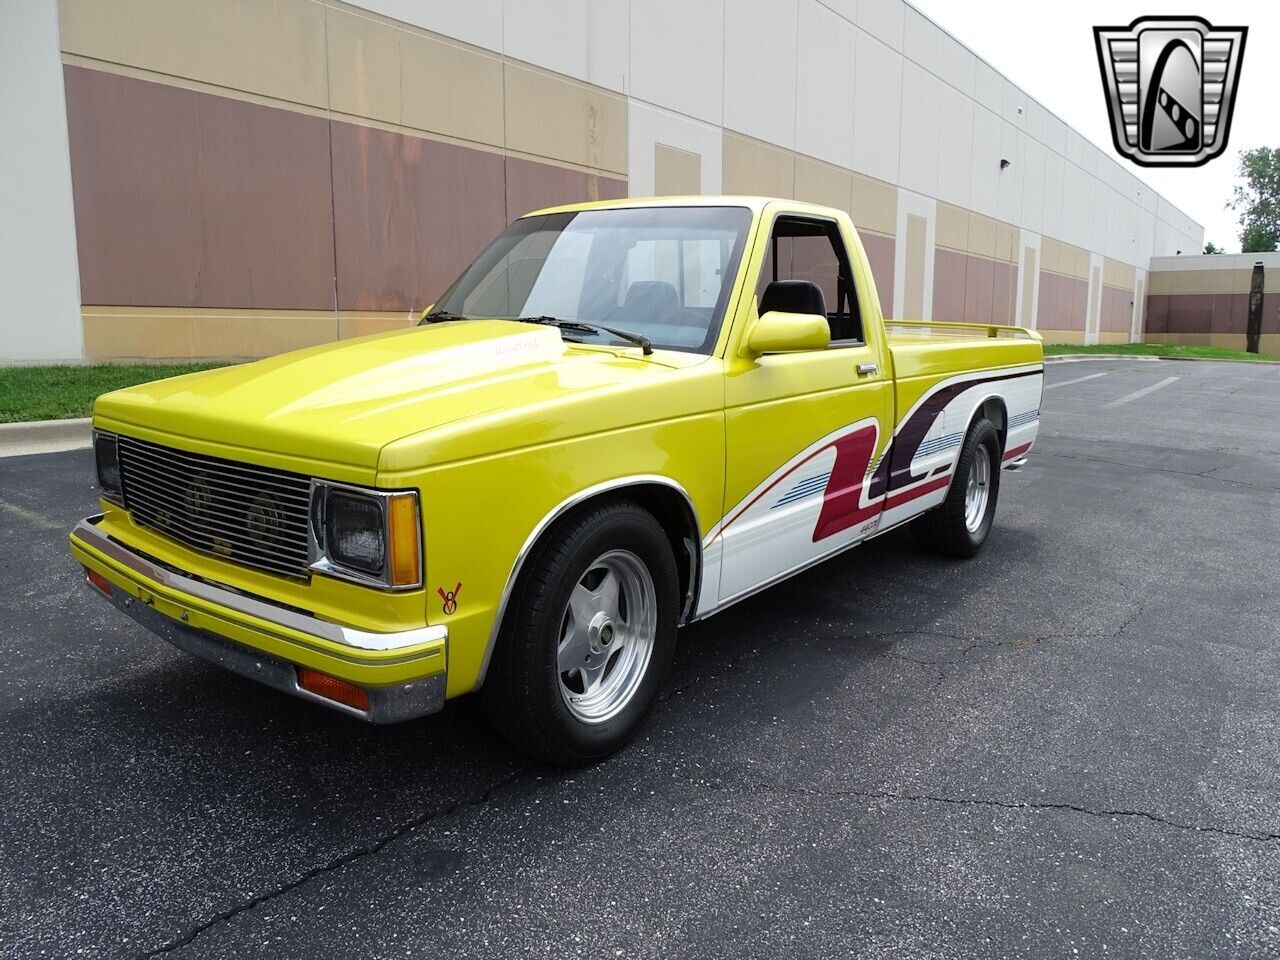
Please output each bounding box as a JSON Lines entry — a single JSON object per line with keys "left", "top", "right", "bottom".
{"left": 1046, "top": 353, "right": 1280, "bottom": 366}
{"left": 0, "top": 417, "right": 93, "bottom": 458}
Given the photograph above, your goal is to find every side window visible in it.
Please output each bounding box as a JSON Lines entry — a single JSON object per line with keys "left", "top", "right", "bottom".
{"left": 756, "top": 217, "right": 862, "bottom": 343}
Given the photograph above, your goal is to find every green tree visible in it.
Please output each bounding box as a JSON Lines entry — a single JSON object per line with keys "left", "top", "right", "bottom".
{"left": 1228, "top": 147, "right": 1280, "bottom": 253}
{"left": 1203, "top": 241, "right": 1224, "bottom": 254}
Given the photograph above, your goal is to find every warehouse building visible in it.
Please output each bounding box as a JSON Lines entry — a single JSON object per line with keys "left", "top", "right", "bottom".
{"left": 1, "top": 0, "right": 1207, "bottom": 363}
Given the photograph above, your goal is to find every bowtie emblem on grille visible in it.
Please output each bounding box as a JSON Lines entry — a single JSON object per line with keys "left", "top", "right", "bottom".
{"left": 1094, "top": 16, "right": 1247, "bottom": 167}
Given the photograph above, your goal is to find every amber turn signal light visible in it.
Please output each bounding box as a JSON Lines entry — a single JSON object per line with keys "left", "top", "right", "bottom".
{"left": 85, "top": 566, "right": 112, "bottom": 598}
{"left": 387, "top": 492, "right": 422, "bottom": 588}
{"left": 296, "top": 667, "right": 370, "bottom": 712}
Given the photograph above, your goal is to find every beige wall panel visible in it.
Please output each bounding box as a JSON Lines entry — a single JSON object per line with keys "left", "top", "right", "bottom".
{"left": 504, "top": 63, "right": 627, "bottom": 174}
{"left": 188, "top": 314, "right": 336, "bottom": 358}
{"left": 967, "top": 214, "right": 997, "bottom": 259}
{"left": 338, "top": 314, "right": 416, "bottom": 339}
{"left": 850, "top": 173, "right": 896, "bottom": 237}
{"left": 1088, "top": 265, "right": 1102, "bottom": 339}
{"left": 654, "top": 144, "right": 701, "bottom": 196}
{"left": 1097, "top": 331, "right": 1130, "bottom": 344}
{"left": 935, "top": 203, "right": 968, "bottom": 252}
{"left": 82, "top": 308, "right": 336, "bottom": 361}
{"left": 58, "top": 0, "right": 329, "bottom": 108}
{"left": 1040, "top": 329, "right": 1085, "bottom": 345}
{"left": 401, "top": 31, "right": 504, "bottom": 147}
{"left": 793, "top": 156, "right": 852, "bottom": 213}
{"left": 994, "top": 222, "right": 1018, "bottom": 264}
{"left": 1021, "top": 246, "right": 1037, "bottom": 326}
{"left": 326, "top": 6, "right": 401, "bottom": 124}
{"left": 1040, "top": 238, "right": 1064, "bottom": 276}
{"left": 1166, "top": 269, "right": 1250, "bottom": 296}
{"left": 1148, "top": 269, "right": 1172, "bottom": 295}
{"left": 1070, "top": 245, "right": 1090, "bottom": 279}
{"left": 904, "top": 214, "right": 927, "bottom": 320}
{"left": 722, "top": 131, "right": 794, "bottom": 199}
{"left": 1103, "top": 258, "right": 1136, "bottom": 291}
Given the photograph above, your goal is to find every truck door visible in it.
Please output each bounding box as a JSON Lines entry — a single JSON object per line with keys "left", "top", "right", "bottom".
{"left": 713, "top": 210, "right": 893, "bottom": 605}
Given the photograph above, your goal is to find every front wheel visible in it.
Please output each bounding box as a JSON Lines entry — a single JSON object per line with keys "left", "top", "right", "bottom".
{"left": 482, "top": 498, "right": 679, "bottom": 765}
{"left": 911, "top": 417, "right": 1002, "bottom": 557}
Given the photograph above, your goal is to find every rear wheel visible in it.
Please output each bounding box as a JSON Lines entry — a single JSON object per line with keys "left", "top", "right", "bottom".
{"left": 482, "top": 498, "right": 679, "bottom": 765}
{"left": 911, "top": 417, "right": 1001, "bottom": 557}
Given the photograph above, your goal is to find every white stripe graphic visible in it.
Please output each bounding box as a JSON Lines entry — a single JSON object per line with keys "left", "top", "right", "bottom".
{"left": 1105, "top": 376, "right": 1179, "bottom": 408}
{"left": 1044, "top": 372, "right": 1108, "bottom": 391}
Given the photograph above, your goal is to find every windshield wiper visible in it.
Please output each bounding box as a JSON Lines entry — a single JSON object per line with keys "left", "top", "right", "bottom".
{"left": 514, "top": 316, "right": 653, "bottom": 356}
{"left": 419, "top": 310, "right": 469, "bottom": 325}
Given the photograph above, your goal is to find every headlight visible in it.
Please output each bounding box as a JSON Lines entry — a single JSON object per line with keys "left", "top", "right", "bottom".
{"left": 311, "top": 484, "right": 422, "bottom": 590}
{"left": 326, "top": 492, "right": 385, "bottom": 575}
{"left": 94, "top": 430, "right": 124, "bottom": 506}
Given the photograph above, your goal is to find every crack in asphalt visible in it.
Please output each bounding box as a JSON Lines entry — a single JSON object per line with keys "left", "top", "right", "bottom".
{"left": 137, "top": 762, "right": 538, "bottom": 958}
{"left": 747, "top": 782, "right": 1280, "bottom": 846}
{"left": 134, "top": 606, "right": 1152, "bottom": 955}
{"left": 841, "top": 604, "right": 1146, "bottom": 675}
{"left": 1035, "top": 450, "right": 1279, "bottom": 491}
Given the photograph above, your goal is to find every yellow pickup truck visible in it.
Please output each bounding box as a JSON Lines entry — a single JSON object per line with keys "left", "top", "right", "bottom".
{"left": 70, "top": 196, "right": 1042, "bottom": 763}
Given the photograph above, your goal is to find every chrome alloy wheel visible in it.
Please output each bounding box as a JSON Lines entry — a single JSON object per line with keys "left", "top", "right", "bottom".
{"left": 964, "top": 441, "right": 992, "bottom": 533}
{"left": 557, "top": 549, "right": 657, "bottom": 724}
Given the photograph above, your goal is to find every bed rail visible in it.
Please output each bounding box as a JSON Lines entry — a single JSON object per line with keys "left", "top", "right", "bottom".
{"left": 885, "top": 319, "right": 1039, "bottom": 340}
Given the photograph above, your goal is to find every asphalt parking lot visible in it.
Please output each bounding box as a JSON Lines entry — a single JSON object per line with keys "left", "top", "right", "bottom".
{"left": 2, "top": 357, "right": 1279, "bottom": 959}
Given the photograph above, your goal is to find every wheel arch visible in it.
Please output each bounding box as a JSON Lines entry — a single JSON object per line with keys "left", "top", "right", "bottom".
{"left": 473, "top": 475, "right": 702, "bottom": 690}
{"left": 958, "top": 393, "right": 1008, "bottom": 454}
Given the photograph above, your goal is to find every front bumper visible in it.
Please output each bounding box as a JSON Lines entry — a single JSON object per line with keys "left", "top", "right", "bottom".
{"left": 69, "top": 515, "right": 447, "bottom": 723}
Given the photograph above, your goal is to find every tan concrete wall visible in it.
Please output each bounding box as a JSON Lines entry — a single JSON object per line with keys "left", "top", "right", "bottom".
{"left": 56, "top": 0, "right": 629, "bottom": 360}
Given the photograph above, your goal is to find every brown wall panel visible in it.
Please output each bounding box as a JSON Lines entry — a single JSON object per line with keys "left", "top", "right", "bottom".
{"left": 1036, "top": 269, "right": 1057, "bottom": 330}
{"left": 1153, "top": 291, "right": 1279, "bottom": 336}
{"left": 1145, "top": 294, "right": 1169, "bottom": 334}
{"left": 1038, "top": 272, "right": 1087, "bottom": 331}
{"left": 1166, "top": 293, "right": 1212, "bottom": 334}
{"left": 962, "top": 256, "right": 994, "bottom": 326}
{"left": 1264, "top": 293, "right": 1280, "bottom": 334}
{"left": 991, "top": 261, "right": 1014, "bottom": 326}
{"left": 1100, "top": 285, "right": 1133, "bottom": 332}
{"left": 504, "top": 156, "right": 627, "bottom": 223}
{"left": 859, "top": 232, "right": 894, "bottom": 318}
{"left": 1209, "top": 293, "right": 1242, "bottom": 334}
{"left": 330, "top": 123, "right": 507, "bottom": 312}
{"left": 932, "top": 248, "right": 967, "bottom": 321}
{"left": 64, "top": 66, "right": 335, "bottom": 310}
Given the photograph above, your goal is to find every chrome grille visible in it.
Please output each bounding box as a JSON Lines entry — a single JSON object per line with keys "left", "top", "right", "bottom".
{"left": 116, "top": 435, "right": 312, "bottom": 579}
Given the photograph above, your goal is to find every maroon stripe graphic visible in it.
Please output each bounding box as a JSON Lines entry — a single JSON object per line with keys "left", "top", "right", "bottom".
{"left": 1002, "top": 442, "right": 1032, "bottom": 462}
{"left": 813, "top": 424, "right": 881, "bottom": 542}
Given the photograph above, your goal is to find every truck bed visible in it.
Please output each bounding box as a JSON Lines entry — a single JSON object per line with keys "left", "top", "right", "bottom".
{"left": 885, "top": 319, "right": 1043, "bottom": 383}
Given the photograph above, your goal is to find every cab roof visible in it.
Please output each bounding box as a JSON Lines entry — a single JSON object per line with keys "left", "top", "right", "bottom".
{"left": 523, "top": 195, "right": 844, "bottom": 219}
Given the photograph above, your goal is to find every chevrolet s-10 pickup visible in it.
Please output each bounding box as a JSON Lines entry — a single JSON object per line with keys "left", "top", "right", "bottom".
{"left": 70, "top": 196, "right": 1043, "bottom": 764}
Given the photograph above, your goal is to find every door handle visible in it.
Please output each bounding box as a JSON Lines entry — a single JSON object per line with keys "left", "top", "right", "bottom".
{"left": 857, "top": 362, "right": 878, "bottom": 376}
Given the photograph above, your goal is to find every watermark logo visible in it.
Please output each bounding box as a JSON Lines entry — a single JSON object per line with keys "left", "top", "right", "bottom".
{"left": 1094, "top": 16, "right": 1246, "bottom": 167}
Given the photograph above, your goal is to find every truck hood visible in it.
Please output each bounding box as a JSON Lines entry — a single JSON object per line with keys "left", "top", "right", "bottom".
{"left": 94, "top": 321, "right": 688, "bottom": 475}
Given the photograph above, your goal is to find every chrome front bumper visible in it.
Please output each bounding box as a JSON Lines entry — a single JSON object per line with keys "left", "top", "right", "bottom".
{"left": 71, "top": 515, "right": 447, "bottom": 723}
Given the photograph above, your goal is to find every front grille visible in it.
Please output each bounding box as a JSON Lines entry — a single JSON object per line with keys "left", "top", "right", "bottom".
{"left": 116, "top": 435, "right": 313, "bottom": 579}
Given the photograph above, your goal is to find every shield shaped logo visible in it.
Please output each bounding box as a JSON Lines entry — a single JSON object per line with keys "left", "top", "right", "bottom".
{"left": 1094, "top": 16, "right": 1247, "bottom": 167}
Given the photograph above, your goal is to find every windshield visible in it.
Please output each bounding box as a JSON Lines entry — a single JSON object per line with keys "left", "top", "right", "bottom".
{"left": 429, "top": 206, "right": 753, "bottom": 354}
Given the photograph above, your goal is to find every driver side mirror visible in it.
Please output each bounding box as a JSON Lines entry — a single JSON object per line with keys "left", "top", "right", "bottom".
{"left": 745, "top": 310, "right": 830, "bottom": 357}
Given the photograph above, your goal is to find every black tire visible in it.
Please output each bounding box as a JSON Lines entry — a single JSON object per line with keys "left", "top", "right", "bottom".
{"left": 911, "top": 417, "right": 1002, "bottom": 558}
{"left": 481, "top": 497, "right": 680, "bottom": 765}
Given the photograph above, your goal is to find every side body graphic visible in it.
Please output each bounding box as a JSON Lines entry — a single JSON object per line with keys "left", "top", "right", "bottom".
{"left": 700, "top": 364, "right": 1042, "bottom": 613}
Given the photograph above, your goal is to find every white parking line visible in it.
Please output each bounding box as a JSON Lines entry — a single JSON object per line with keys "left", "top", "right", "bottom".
{"left": 1104, "top": 376, "right": 1180, "bottom": 408}
{"left": 1044, "top": 372, "right": 1109, "bottom": 391}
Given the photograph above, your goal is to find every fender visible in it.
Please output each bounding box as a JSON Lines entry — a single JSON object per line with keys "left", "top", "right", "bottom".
{"left": 472, "top": 474, "right": 702, "bottom": 690}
